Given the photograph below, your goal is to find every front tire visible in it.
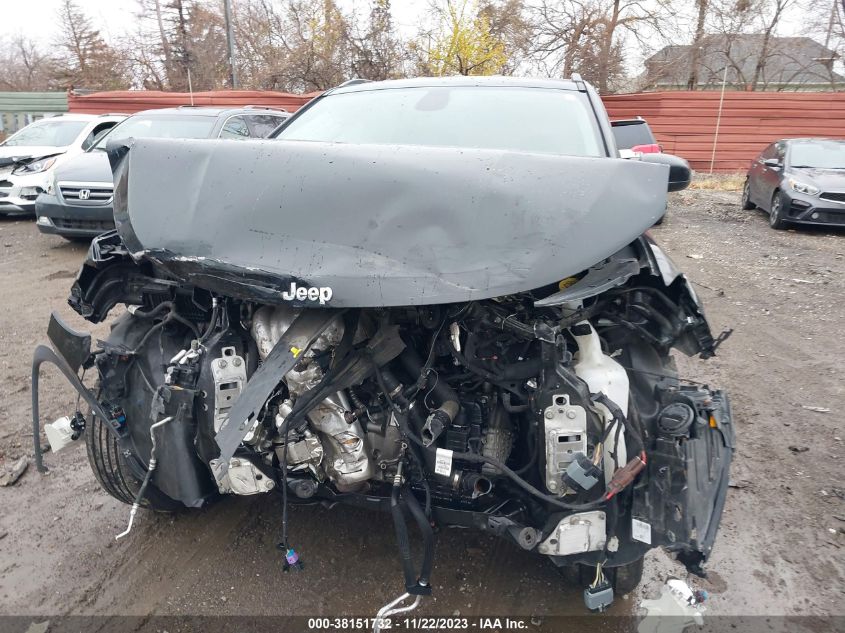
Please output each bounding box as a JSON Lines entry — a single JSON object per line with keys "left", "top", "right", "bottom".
{"left": 611, "top": 557, "right": 645, "bottom": 594}
{"left": 85, "top": 410, "right": 180, "bottom": 511}
{"left": 769, "top": 190, "right": 788, "bottom": 230}
{"left": 741, "top": 180, "right": 755, "bottom": 210}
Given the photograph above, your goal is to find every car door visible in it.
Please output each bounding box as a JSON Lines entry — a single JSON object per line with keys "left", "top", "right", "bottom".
{"left": 748, "top": 144, "right": 773, "bottom": 206}
{"left": 758, "top": 142, "right": 786, "bottom": 208}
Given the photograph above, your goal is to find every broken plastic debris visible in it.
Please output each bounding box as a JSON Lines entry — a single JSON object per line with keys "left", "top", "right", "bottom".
{"left": 638, "top": 578, "right": 704, "bottom": 633}
{"left": 801, "top": 406, "right": 830, "bottom": 414}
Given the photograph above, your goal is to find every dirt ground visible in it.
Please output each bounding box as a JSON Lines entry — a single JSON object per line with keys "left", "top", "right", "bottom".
{"left": 0, "top": 190, "right": 843, "bottom": 625}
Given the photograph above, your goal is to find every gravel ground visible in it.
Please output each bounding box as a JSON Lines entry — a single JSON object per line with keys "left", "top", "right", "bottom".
{"left": 0, "top": 190, "right": 843, "bottom": 626}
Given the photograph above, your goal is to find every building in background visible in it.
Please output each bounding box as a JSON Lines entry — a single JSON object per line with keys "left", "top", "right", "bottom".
{"left": 0, "top": 92, "right": 69, "bottom": 140}
{"left": 644, "top": 35, "right": 842, "bottom": 92}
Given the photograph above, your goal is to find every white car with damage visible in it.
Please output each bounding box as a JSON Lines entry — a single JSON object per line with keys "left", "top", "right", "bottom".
{"left": 0, "top": 113, "right": 124, "bottom": 216}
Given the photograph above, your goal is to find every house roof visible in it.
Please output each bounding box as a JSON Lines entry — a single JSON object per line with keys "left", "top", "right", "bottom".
{"left": 645, "top": 35, "right": 843, "bottom": 88}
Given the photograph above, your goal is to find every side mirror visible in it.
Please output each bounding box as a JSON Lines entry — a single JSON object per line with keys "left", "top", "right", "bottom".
{"left": 638, "top": 152, "right": 692, "bottom": 192}
{"left": 762, "top": 158, "right": 782, "bottom": 169}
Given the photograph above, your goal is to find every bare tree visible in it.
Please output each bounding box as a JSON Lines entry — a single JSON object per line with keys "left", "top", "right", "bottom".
{"left": 53, "top": 0, "right": 131, "bottom": 90}
{"left": 478, "top": 0, "right": 533, "bottom": 73}
{"left": 349, "top": 0, "right": 406, "bottom": 81}
{"left": 687, "top": 0, "right": 709, "bottom": 88}
{"left": 0, "top": 37, "right": 52, "bottom": 91}
{"left": 129, "top": 0, "right": 229, "bottom": 91}
{"left": 528, "top": 0, "right": 626, "bottom": 89}
{"left": 751, "top": 0, "right": 793, "bottom": 88}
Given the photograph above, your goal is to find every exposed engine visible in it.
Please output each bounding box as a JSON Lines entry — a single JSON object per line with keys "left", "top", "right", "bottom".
{"left": 34, "top": 233, "right": 734, "bottom": 615}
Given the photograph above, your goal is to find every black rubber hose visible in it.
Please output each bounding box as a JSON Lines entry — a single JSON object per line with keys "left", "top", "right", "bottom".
{"left": 403, "top": 485, "right": 434, "bottom": 588}
{"left": 449, "top": 346, "right": 502, "bottom": 382}
{"left": 594, "top": 392, "right": 645, "bottom": 457}
{"left": 399, "top": 346, "right": 459, "bottom": 407}
{"left": 132, "top": 301, "right": 173, "bottom": 319}
{"left": 130, "top": 309, "right": 201, "bottom": 354}
{"left": 168, "top": 312, "right": 201, "bottom": 340}
{"left": 199, "top": 303, "right": 220, "bottom": 343}
{"left": 390, "top": 482, "right": 417, "bottom": 591}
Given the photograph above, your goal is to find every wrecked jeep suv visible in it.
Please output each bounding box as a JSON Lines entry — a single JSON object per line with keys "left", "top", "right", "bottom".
{"left": 33, "top": 76, "right": 733, "bottom": 615}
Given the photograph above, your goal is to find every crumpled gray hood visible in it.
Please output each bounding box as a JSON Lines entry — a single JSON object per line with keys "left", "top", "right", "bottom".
{"left": 110, "top": 137, "right": 669, "bottom": 307}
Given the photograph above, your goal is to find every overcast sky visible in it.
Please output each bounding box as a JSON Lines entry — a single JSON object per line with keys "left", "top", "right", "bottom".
{"left": 0, "top": 0, "right": 810, "bottom": 60}
{"left": 0, "top": 0, "right": 430, "bottom": 46}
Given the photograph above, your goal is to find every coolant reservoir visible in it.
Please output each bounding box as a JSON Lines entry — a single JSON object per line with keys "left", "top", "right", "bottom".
{"left": 571, "top": 320, "right": 629, "bottom": 481}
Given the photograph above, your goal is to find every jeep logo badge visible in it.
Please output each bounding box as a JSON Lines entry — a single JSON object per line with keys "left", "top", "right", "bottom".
{"left": 78, "top": 189, "right": 90, "bottom": 200}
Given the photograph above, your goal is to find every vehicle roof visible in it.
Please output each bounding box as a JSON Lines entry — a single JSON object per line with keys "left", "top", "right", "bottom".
{"left": 328, "top": 75, "right": 583, "bottom": 95}
{"left": 779, "top": 137, "right": 845, "bottom": 144}
{"left": 130, "top": 106, "right": 289, "bottom": 118}
{"left": 29, "top": 113, "right": 105, "bottom": 123}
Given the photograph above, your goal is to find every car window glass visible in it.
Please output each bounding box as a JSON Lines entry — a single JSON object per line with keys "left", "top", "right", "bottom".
{"left": 92, "top": 115, "right": 218, "bottom": 149}
{"left": 81, "top": 122, "right": 118, "bottom": 150}
{"left": 278, "top": 87, "right": 604, "bottom": 157}
{"left": 611, "top": 122, "right": 656, "bottom": 149}
{"left": 789, "top": 141, "right": 845, "bottom": 169}
{"left": 760, "top": 145, "right": 775, "bottom": 161}
{"left": 220, "top": 116, "right": 250, "bottom": 140}
{"left": 2, "top": 119, "right": 88, "bottom": 147}
{"left": 244, "top": 114, "right": 287, "bottom": 138}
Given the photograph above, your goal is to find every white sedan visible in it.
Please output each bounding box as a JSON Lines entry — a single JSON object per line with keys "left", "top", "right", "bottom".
{"left": 0, "top": 113, "right": 124, "bottom": 215}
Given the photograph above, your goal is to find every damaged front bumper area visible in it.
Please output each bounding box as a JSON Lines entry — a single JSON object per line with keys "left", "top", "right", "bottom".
{"left": 543, "top": 385, "right": 734, "bottom": 576}
{"left": 633, "top": 387, "right": 734, "bottom": 575}
{"left": 30, "top": 133, "right": 738, "bottom": 616}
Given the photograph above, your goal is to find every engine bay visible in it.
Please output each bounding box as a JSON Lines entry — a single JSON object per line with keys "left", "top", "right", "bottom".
{"left": 33, "top": 231, "right": 734, "bottom": 614}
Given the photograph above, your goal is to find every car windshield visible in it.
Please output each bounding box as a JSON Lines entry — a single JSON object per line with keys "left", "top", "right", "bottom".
{"left": 612, "top": 121, "right": 656, "bottom": 149}
{"left": 789, "top": 141, "right": 845, "bottom": 169}
{"left": 277, "top": 86, "right": 605, "bottom": 157}
{"left": 92, "top": 114, "right": 217, "bottom": 149}
{"left": 3, "top": 119, "right": 88, "bottom": 147}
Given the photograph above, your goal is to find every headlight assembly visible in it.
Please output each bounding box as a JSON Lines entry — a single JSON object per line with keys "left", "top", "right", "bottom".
{"left": 789, "top": 179, "right": 820, "bottom": 196}
{"left": 12, "top": 156, "right": 58, "bottom": 175}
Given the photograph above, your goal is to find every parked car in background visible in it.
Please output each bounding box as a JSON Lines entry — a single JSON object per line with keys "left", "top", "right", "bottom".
{"left": 35, "top": 106, "right": 289, "bottom": 240}
{"left": 0, "top": 114, "right": 124, "bottom": 216}
{"left": 742, "top": 138, "right": 845, "bottom": 229}
{"left": 611, "top": 117, "right": 662, "bottom": 154}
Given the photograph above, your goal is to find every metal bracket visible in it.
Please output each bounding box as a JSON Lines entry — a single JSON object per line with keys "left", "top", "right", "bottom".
{"left": 31, "top": 344, "right": 116, "bottom": 473}
{"left": 214, "top": 309, "right": 342, "bottom": 480}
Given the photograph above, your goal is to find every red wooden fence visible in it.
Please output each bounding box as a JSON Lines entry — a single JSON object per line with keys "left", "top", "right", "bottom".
{"left": 68, "top": 89, "right": 317, "bottom": 115}
{"left": 69, "top": 88, "right": 845, "bottom": 173}
{"left": 603, "top": 91, "right": 845, "bottom": 172}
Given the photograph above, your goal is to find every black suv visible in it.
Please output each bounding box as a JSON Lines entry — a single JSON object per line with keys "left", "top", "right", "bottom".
{"left": 36, "top": 106, "right": 288, "bottom": 240}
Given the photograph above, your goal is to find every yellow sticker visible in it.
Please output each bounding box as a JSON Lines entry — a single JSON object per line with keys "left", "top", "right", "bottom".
{"left": 290, "top": 346, "right": 301, "bottom": 358}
